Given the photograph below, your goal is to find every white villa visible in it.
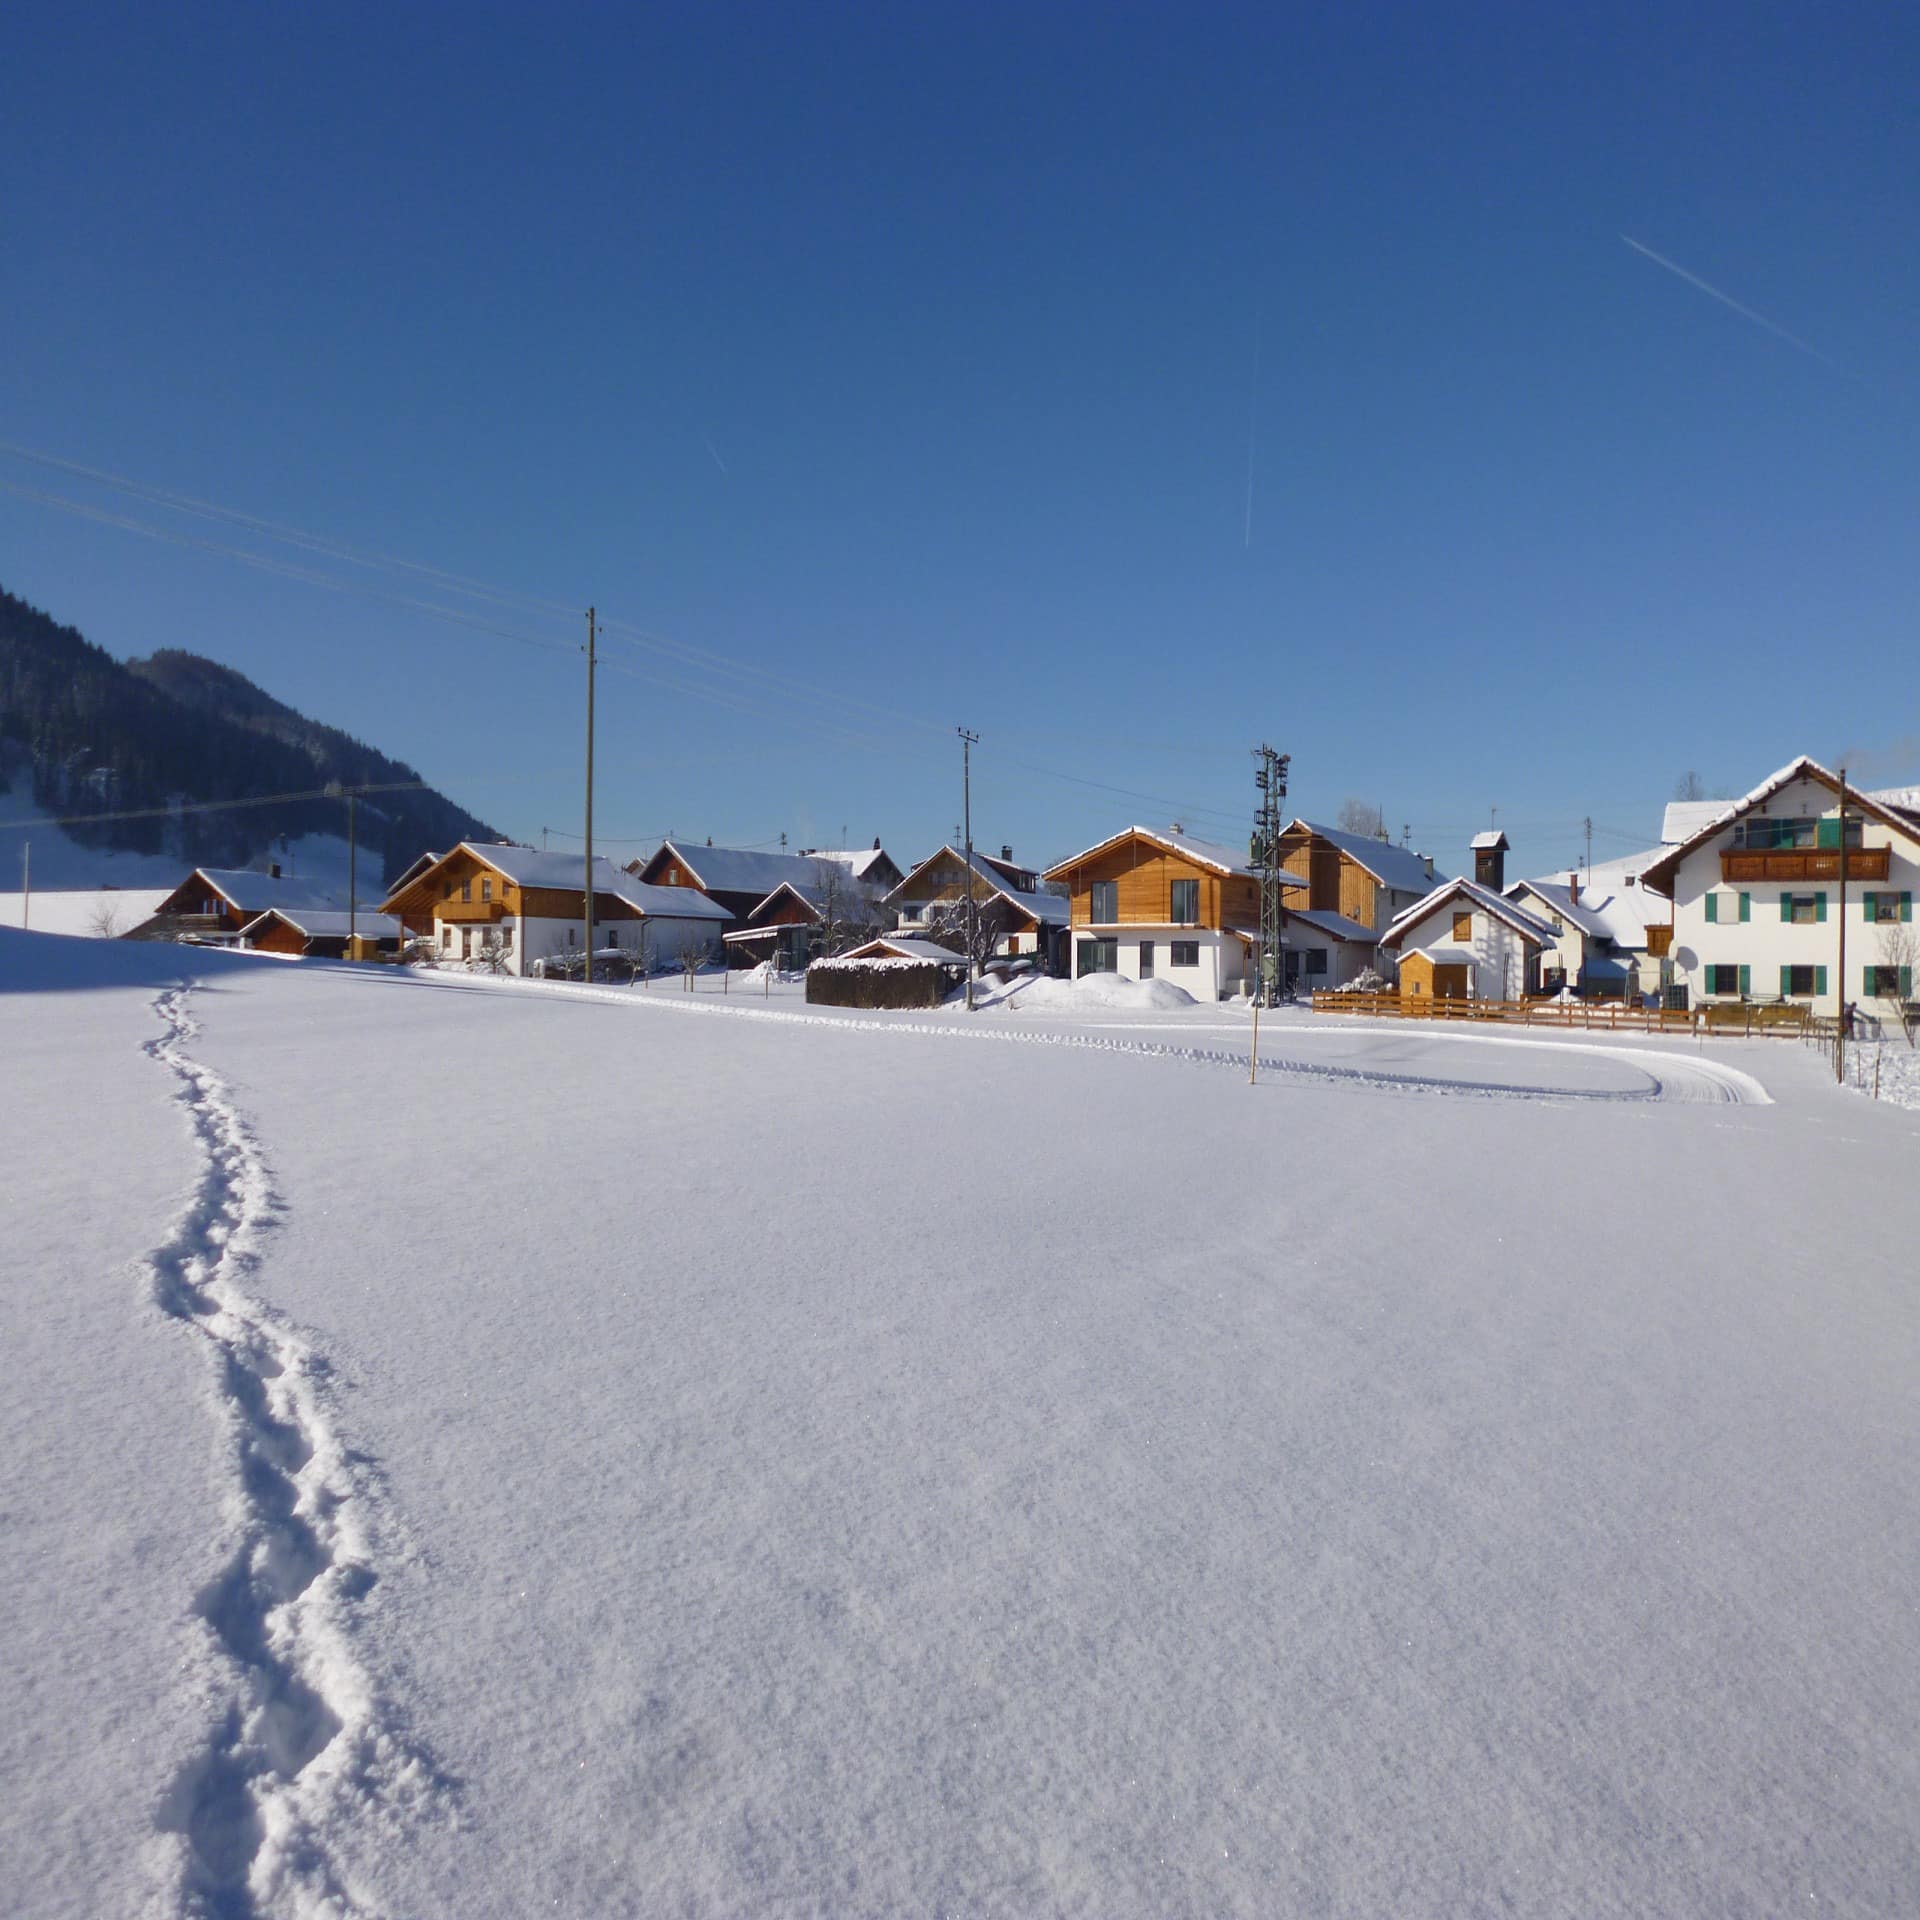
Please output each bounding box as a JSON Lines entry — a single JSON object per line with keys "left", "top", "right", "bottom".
{"left": 1638, "top": 758, "right": 1920, "bottom": 1021}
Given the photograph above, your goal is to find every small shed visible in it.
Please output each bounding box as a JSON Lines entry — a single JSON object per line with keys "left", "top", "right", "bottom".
{"left": 1399, "top": 947, "right": 1471, "bottom": 1000}
{"left": 805, "top": 935, "right": 966, "bottom": 1009}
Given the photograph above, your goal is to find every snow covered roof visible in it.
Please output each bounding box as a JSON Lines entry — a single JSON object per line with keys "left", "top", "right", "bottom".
{"left": 1641, "top": 757, "right": 1920, "bottom": 898}
{"left": 802, "top": 847, "right": 897, "bottom": 881}
{"left": 185, "top": 868, "right": 370, "bottom": 914}
{"left": 650, "top": 841, "right": 858, "bottom": 899}
{"left": 1510, "top": 874, "right": 1660, "bottom": 950}
{"left": 887, "top": 848, "right": 1068, "bottom": 925}
{"left": 390, "top": 845, "right": 731, "bottom": 920}
{"left": 238, "top": 908, "right": 404, "bottom": 941}
{"left": 1379, "top": 877, "right": 1560, "bottom": 950}
{"left": 1045, "top": 825, "right": 1253, "bottom": 880}
{"left": 1661, "top": 799, "right": 1727, "bottom": 844}
{"left": 1506, "top": 879, "right": 1612, "bottom": 942}
{"left": 838, "top": 935, "right": 966, "bottom": 964}
{"left": 1287, "top": 907, "right": 1378, "bottom": 944}
{"left": 1470, "top": 830, "right": 1509, "bottom": 851}
{"left": 1281, "top": 820, "right": 1445, "bottom": 895}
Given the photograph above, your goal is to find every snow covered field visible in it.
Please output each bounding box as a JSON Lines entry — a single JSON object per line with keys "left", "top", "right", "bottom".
{"left": 5, "top": 929, "right": 1920, "bottom": 1917}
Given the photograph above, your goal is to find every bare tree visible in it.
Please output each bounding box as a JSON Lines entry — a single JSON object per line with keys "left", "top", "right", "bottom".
{"left": 1673, "top": 771, "right": 1706, "bottom": 802}
{"left": 473, "top": 928, "right": 512, "bottom": 975}
{"left": 806, "top": 858, "right": 879, "bottom": 959}
{"left": 1337, "top": 799, "right": 1386, "bottom": 838}
{"left": 85, "top": 898, "right": 126, "bottom": 940}
{"left": 674, "top": 923, "right": 715, "bottom": 989}
{"left": 1876, "top": 919, "right": 1918, "bottom": 1043}
{"left": 927, "top": 886, "right": 1017, "bottom": 971}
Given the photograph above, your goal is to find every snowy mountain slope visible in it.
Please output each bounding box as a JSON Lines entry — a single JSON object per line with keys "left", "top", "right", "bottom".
{"left": 6, "top": 933, "right": 1920, "bottom": 1916}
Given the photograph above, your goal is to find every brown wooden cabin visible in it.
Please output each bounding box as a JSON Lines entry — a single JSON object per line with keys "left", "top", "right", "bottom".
{"left": 239, "top": 907, "right": 403, "bottom": 960}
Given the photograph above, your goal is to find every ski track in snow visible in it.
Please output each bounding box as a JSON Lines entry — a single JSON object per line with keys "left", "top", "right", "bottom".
{"left": 141, "top": 985, "right": 440, "bottom": 1920}
{"left": 418, "top": 972, "right": 1772, "bottom": 1107}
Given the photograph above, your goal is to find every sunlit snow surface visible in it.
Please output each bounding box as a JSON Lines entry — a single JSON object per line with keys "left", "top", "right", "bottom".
{"left": 5, "top": 930, "right": 1919, "bottom": 1917}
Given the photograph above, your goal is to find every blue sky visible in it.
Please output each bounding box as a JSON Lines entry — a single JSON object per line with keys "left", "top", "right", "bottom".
{"left": 4, "top": 4, "right": 1917, "bottom": 881}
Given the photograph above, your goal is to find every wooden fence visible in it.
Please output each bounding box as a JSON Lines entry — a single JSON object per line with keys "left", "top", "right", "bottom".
{"left": 1308, "top": 992, "right": 1815, "bottom": 1037}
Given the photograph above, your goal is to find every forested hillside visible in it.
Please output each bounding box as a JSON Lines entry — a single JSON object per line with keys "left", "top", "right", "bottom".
{"left": 0, "top": 587, "right": 499, "bottom": 883}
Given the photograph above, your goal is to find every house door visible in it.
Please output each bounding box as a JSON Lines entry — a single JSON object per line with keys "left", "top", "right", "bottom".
{"left": 1138, "top": 941, "right": 1154, "bottom": 978}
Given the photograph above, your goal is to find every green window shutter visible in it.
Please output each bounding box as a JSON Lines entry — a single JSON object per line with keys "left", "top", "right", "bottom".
{"left": 1739, "top": 964, "right": 1750, "bottom": 997}
{"left": 1815, "top": 966, "right": 1828, "bottom": 997}
{"left": 1780, "top": 964, "right": 1792, "bottom": 996}
{"left": 1704, "top": 892, "right": 1717, "bottom": 923}
{"left": 1739, "top": 892, "right": 1750, "bottom": 922}
{"left": 1904, "top": 892, "right": 1914, "bottom": 923}
{"left": 1815, "top": 892, "right": 1827, "bottom": 923}
{"left": 1903, "top": 966, "right": 1913, "bottom": 998}
{"left": 1817, "top": 817, "right": 1840, "bottom": 849}
{"left": 1780, "top": 894, "right": 1793, "bottom": 922}
{"left": 1863, "top": 892, "right": 1877, "bottom": 921}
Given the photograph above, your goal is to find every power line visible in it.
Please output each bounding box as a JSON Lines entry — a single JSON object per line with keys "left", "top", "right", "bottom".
{"left": 0, "top": 780, "right": 426, "bottom": 833}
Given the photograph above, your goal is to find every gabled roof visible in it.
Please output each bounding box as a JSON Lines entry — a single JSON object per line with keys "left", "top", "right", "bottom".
{"left": 1509, "top": 874, "right": 1659, "bottom": 950}
{"left": 802, "top": 846, "right": 901, "bottom": 883}
{"left": 382, "top": 844, "right": 730, "bottom": 919}
{"left": 1640, "top": 756, "right": 1920, "bottom": 899}
{"left": 743, "top": 876, "right": 887, "bottom": 926}
{"left": 646, "top": 840, "right": 863, "bottom": 899}
{"left": 836, "top": 934, "right": 967, "bottom": 963}
{"left": 1278, "top": 820, "right": 1445, "bottom": 895}
{"left": 1470, "top": 830, "right": 1509, "bottom": 851}
{"left": 1505, "top": 878, "right": 1613, "bottom": 942}
{"left": 238, "top": 908, "right": 404, "bottom": 942}
{"left": 169, "top": 867, "right": 368, "bottom": 916}
{"left": 887, "top": 847, "right": 1068, "bottom": 926}
{"left": 1380, "top": 876, "right": 1560, "bottom": 951}
{"left": 1287, "top": 907, "right": 1378, "bottom": 944}
{"left": 1044, "top": 824, "right": 1253, "bottom": 881}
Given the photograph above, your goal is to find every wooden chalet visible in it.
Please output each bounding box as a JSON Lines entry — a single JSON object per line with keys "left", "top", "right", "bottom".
{"left": 1043, "top": 825, "right": 1263, "bottom": 999}
{"left": 380, "top": 843, "right": 729, "bottom": 975}
{"left": 632, "top": 840, "right": 901, "bottom": 930}
{"left": 140, "top": 866, "right": 369, "bottom": 943}
{"left": 885, "top": 846, "right": 1068, "bottom": 968}
{"left": 238, "top": 907, "right": 404, "bottom": 960}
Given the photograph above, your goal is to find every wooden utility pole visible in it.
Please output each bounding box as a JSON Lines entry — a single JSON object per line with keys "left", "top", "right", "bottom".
{"left": 584, "top": 606, "right": 597, "bottom": 984}
{"left": 347, "top": 790, "right": 358, "bottom": 951}
{"left": 1836, "top": 767, "right": 1849, "bottom": 1085}
{"left": 959, "top": 728, "right": 979, "bottom": 1010}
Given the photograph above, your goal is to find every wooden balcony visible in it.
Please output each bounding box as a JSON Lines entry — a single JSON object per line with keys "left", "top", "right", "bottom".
{"left": 1720, "top": 847, "right": 1888, "bottom": 884}
{"left": 1644, "top": 925, "right": 1673, "bottom": 957}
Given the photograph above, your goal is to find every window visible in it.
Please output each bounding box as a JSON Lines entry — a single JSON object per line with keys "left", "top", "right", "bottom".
{"left": 441, "top": 925, "right": 453, "bottom": 949}
{"left": 443, "top": 881, "right": 454, "bottom": 900}
{"left": 1090, "top": 880, "right": 1118, "bottom": 923}
{"left": 1550, "top": 916, "right": 1564, "bottom": 934}
{"left": 461, "top": 878, "right": 472, "bottom": 902}
{"left": 1868, "top": 965, "right": 1911, "bottom": 998}
{"left": 1782, "top": 892, "right": 1824, "bottom": 925}
{"left": 1704, "top": 891, "right": 1749, "bottom": 924}
{"left": 1077, "top": 937, "right": 1118, "bottom": 975}
{"left": 1452, "top": 910, "right": 1473, "bottom": 942}
{"left": 1170, "top": 940, "right": 1199, "bottom": 967}
{"left": 1169, "top": 878, "right": 1198, "bottom": 924}
{"left": 1303, "top": 948, "right": 1328, "bottom": 976}
{"left": 567, "top": 927, "right": 576, "bottom": 946}
{"left": 1138, "top": 941, "right": 1154, "bottom": 977}
{"left": 1705, "top": 964, "right": 1745, "bottom": 996}
{"left": 1781, "top": 964, "right": 1821, "bottom": 997}
{"left": 481, "top": 877, "right": 492, "bottom": 902}
{"left": 1866, "top": 891, "right": 1912, "bottom": 923}
{"left": 664, "top": 870, "right": 678, "bottom": 884}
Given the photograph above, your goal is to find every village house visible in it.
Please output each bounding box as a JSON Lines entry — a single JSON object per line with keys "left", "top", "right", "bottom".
{"left": 1043, "top": 826, "right": 1263, "bottom": 999}
{"left": 136, "top": 865, "right": 372, "bottom": 943}
{"left": 719, "top": 870, "right": 891, "bottom": 970}
{"left": 1273, "top": 818, "right": 1444, "bottom": 988}
{"left": 1379, "top": 853, "right": 1561, "bottom": 1000}
{"left": 630, "top": 839, "right": 900, "bottom": 933}
{"left": 236, "top": 906, "right": 406, "bottom": 960}
{"left": 1638, "top": 757, "right": 1920, "bottom": 1021}
{"left": 885, "top": 845, "right": 1069, "bottom": 970}
{"left": 379, "top": 843, "right": 728, "bottom": 976}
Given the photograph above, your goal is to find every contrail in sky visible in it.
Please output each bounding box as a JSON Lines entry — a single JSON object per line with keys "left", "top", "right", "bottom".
{"left": 1243, "top": 306, "right": 1262, "bottom": 549}
{"left": 1620, "top": 234, "right": 1833, "bottom": 366}
{"left": 700, "top": 429, "right": 729, "bottom": 475}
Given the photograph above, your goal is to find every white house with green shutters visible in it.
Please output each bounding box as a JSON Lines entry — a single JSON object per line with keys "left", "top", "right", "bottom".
{"left": 1639, "top": 757, "right": 1920, "bottom": 1022}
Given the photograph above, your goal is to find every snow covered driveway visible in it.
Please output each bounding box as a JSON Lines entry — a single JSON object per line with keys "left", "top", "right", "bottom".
{"left": 5, "top": 935, "right": 1918, "bottom": 1916}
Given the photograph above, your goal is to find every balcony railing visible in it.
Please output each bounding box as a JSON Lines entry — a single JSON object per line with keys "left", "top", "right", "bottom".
{"left": 1719, "top": 847, "right": 1889, "bottom": 883}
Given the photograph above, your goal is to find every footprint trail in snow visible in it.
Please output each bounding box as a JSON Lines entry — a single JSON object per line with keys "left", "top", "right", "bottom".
{"left": 141, "top": 985, "right": 444, "bottom": 1918}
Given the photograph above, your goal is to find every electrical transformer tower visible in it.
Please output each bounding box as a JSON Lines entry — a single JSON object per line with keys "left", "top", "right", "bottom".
{"left": 1251, "top": 744, "right": 1291, "bottom": 1007}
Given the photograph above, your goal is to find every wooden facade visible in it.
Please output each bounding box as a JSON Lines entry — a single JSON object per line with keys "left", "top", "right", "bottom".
{"left": 1400, "top": 953, "right": 1469, "bottom": 999}
{"left": 1277, "top": 827, "right": 1376, "bottom": 928}
{"left": 383, "top": 848, "right": 642, "bottom": 929}
{"left": 1055, "top": 837, "right": 1256, "bottom": 932}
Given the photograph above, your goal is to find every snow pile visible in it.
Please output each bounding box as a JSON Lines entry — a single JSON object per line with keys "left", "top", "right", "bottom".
{"left": 964, "top": 971, "right": 1197, "bottom": 1012}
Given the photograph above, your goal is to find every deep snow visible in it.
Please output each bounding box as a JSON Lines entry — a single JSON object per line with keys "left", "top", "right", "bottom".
{"left": 5, "top": 928, "right": 1920, "bottom": 1917}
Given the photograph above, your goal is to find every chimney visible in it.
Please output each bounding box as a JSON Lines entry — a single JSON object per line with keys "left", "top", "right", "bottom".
{"left": 1001, "top": 844, "right": 1013, "bottom": 861}
{"left": 1422, "top": 853, "right": 1435, "bottom": 880}
{"left": 872, "top": 836, "right": 881, "bottom": 850}
{"left": 1567, "top": 871, "right": 1581, "bottom": 905}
